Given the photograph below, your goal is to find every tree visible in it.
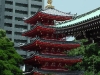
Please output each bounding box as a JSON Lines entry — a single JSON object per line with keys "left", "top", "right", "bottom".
{"left": 0, "top": 29, "right": 23, "bottom": 75}
{"left": 67, "top": 39, "right": 100, "bottom": 75}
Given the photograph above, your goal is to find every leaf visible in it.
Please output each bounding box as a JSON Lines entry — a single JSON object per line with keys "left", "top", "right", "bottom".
{"left": 0, "top": 29, "right": 23, "bottom": 75}
{"left": 67, "top": 39, "right": 100, "bottom": 74}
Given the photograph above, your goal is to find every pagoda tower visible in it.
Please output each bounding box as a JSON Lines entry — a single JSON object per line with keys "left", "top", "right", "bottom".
{"left": 20, "top": 0, "right": 83, "bottom": 75}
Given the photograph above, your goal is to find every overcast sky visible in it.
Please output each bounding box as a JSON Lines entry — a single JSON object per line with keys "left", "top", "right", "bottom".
{"left": 44, "top": 0, "right": 100, "bottom": 15}
{"left": 44, "top": 0, "right": 100, "bottom": 41}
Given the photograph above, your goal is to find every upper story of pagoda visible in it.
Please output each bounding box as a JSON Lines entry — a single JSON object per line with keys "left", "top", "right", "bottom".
{"left": 23, "top": 0, "right": 76, "bottom": 25}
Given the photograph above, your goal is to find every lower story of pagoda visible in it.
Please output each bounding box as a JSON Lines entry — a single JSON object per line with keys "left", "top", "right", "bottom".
{"left": 23, "top": 67, "right": 84, "bottom": 75}
{"left": 24, "top": 53, "right": 82, "bottom": 73}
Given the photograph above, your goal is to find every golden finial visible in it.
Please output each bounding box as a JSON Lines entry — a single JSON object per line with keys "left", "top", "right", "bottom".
{"left": 47, "top": 0, "right": 52, "bottom": 5}
{"left": 45, "top": 0, "right": 54, "bottom": 9}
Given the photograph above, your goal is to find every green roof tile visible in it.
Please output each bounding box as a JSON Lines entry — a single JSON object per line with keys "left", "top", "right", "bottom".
{"left": 54, "top": 7, "right": 100, "bottom": 28}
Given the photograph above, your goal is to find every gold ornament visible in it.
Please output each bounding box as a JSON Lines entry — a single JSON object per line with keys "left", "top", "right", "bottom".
{"left": 45, "top": 0, "right": 54, "bottom": 9}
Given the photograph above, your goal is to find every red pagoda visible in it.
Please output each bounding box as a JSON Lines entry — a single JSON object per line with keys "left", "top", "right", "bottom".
{"left": 21, "top": 0, "right": 83, "bottom": 75}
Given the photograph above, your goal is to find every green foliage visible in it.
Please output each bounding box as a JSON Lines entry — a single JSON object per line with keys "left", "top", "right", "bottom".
{"left": 0, "top": 29, "right": 23, "bottom": 75}
{"left": 84, "top": 71, "right": 100, "bottom": 75}
{"left": 0, "top": 29, "right": 6, "bottom": 38}
{"left": 67, "top": 39, "right": 100, "bottom": 74}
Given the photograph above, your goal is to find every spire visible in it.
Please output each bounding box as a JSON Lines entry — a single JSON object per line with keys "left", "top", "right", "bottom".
{"left": 45, "top": 0, "right": 54, "bottom": 9}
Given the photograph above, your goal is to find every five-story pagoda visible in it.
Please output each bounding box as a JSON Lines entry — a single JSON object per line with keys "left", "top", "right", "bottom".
{"left": 21, "top": 0, "right": 83, "bottom": 75}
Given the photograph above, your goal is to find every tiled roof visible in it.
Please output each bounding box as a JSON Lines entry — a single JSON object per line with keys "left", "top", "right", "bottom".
{"left": 54, "top": 20, "right": 71, "bottom": 24}
{"left": 24, "top": 53, "right": 82, "bottom": 59}
{"left": 23, "top": 37, "right": 80, "bottom": 46}
{"left": 23, "top": 8, "right": 75, "bottom": 20}
{"left": 41, "top": 8, "right": 75, "bottom": 16}
{"left": 23, "top": 68, "right": 84, "bottom": 75}
{"left": 54, "top": 7, "right": 100, "bottom": 28}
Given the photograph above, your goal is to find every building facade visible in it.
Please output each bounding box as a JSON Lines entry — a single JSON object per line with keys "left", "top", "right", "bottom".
{"left": 0, "top": 0, "right": 44, "bottom": 57}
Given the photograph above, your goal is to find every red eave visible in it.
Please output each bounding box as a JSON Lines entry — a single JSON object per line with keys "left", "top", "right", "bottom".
{"left": 20, "top": 39, "right": 80, "bottom": 51}
{"left": 36, "top": 56, "right": 82, "bottom": 64}
{"left": 24, "top": 12, "right": 40, "bottom": 24}
{"left": 22, "top": 25, "right": 55, "bottom": 37}
{"left": 40, "top": 12, "right": 72, "bottom": 21}
{"left": 24, "top": 55, "right": 82, "bottom": 65}
{"left": 38, "top": 41, "right": 80, "bottom": 50}
{"left": 24, "top": 12, "right": 72, "bottom": 24}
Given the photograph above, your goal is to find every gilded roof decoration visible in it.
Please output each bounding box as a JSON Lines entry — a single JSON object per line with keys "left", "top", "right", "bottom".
{"left": 45, "top": 0, "right": 54, "bottom": 9}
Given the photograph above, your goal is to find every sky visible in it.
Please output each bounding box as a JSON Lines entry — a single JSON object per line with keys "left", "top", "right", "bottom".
{"left": 44, "top": 0, "right": 100, "bottom": 41}
{"left": 44, "top": 0, "right": 100, "bottom": 15}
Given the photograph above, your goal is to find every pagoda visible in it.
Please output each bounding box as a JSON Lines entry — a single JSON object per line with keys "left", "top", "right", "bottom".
{"left": 20, "top": 0, "right": 83, "bottom": 75}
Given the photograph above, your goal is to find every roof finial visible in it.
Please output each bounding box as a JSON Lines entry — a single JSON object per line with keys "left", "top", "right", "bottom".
{"left": 45, "top": 0, "right": 54, "bottom": 9}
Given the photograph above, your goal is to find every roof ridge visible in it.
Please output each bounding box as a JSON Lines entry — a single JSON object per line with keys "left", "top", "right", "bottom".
{"left": 76, "top": 7, "right": 100, "bottom": 18}
{"left": 56, "top": 7, "right": 100, "bottom": 25}
{"left": 54, "top": 8, "right": 71, "bottom": 15}
{"left": 44, "top": 8, "right": 70, "bottom": 14}
{"left": 42, "top": 8, "right": 75, "bottom": 16}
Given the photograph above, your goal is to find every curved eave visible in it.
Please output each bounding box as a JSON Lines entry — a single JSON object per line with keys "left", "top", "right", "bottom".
{"left": 20, "top": 38, "right": 38, "bottom": 50}
{"left": 23, "top": 8, "right": 42, "bottom": 24}
{"left": 23, "top": 68, "right": 84, "bottom": 75}
{"left": 54, "top": 7, "right": 100, "bottom": 28}
{"left": 34, "top": 71, "right": 84, "bottom": 75}
{"left": 56, "top": 15, "right": 100, "bottom": 31}
{"left": 22, "top": 25, "right": 55, "bottom": 37}
{"left": 24, "top": 12, "right": 40, "bottom": 24}
{"left": 24, "top": 12, "right": 73, "bottom": 24}
{"left": 20, "top": 38, "right": 80, "bottom": 50}
{"left": 39, "top": 12, "right": 73, "bottom": 21}
{"left": 24, "top": 54, "right": 82, "bottom": 64}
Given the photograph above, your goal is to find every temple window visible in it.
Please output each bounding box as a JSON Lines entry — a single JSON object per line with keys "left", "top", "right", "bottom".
{"left": 58, "top": 63, "right": 61, "bottom": 67}
{"left": 45, "top": 48, "right": 49, "bottom": 52}
{"left": 39, "top": 46, "right": 41, "bottom": 49}
{"left": 51, "top": 62, "right": 55, "bottom": 67}
{"left": 51, "top": 34, "right": 54, "bottom": 38}
{"left": 45, "top": 49, "right": 48, "bottom": 52}
{"left": 40, "top": 32, "right": 42, "bottom": 35}
{"left": 57, "top": 49, "right": 60, "bottom": 52}
{"left": 51, "top": 48, "right": 54, "bottom": 52}
{"left": 46, "top": 47, "right": 48, "bottom": 50}
{"left": 46, "top": 34, "right": 49, "bottom": 37}
{"left": 44, "top": 62, "right": 48, "bottom": 66}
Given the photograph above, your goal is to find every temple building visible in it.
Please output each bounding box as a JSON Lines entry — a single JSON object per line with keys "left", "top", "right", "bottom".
{"left": 54, "top": 7, "right": 100, "bottom": 45}
{"left": 20, "top": 0, "right": 83, "bottom": 75}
